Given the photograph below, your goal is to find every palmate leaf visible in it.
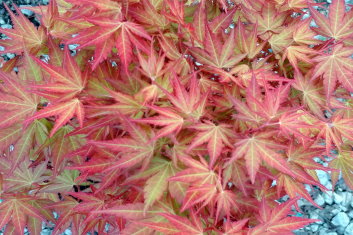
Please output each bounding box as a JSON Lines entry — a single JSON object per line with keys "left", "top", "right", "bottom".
{"left": 35, "top": 125, "right": 84, "bottom": 176}
{"left": 30, "top": 48, "right": 87, "bottom": 101}
{"left": 45, "top": 196, "right": 81, "bottom": 235}
{"left": 187, "top": 121, "right": 234, "bottom": 167}
{"left": 312, "top": 44, "right": 353, "bottom": 101}
{"left": 330, "top": 150, "right": 353, "bottom": 190}
{"left": 249, "top": 197, "right": 319, "bottom": 234}
{"left": 229, "top": 131, "right": 295, "bottom": 184}
{"left": 242, "top": 1, "right": 286, "bottom": 35}
{"left": 0, "top": 71, "right": 38, "bottom": 129}
{"left": 0, "top": 194, "right": 48, "bottom": 235}
{"left": 156, "top": 73, "right": 208, "bottom": 120}
{"left": 4, "top": 160, "right": 48, "bottom": 193}
{"left": 189, "top": 26, "right": 246, "bottom": 69}
{"left": 90, "top": 119, "right": 156, "bottom": 172}
{"left": 24, "top": 48, "right": 88, "bottom": 136}
{"left": 0, "top": 4, "right": 46, "bottom": 54}
{"left": 315, "top": 112, "right": 353, "bottom": 154}
{"left": 65, "top": 0, "right": 122, "bottom": 12}
{"left": 133, "top": 105, "right": 184, "bottom": 141}
{"left": 25, "top": 98, "right": 84, "bottom": 137}
{"left": 143, "top": 161, "right": 173, "bottom": 211}
{"left": 309, "top": 0, "right": 353, "bottom": 40}
{"left": 139, "top": 211, "right": 204, "bottom": 235}
{"left": 92, "top": 202, "right": 166, "bottom": 220}
{"left": 67, "top": 187, "right": 118, "bottom": 234}
{"left": 282, "top": 45, "right": 316, "bottom": 71}
{"left": 66, "top": 16, "right": 151, "bottom": 70}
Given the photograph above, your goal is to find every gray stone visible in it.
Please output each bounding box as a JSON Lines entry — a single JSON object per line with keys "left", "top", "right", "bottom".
{"left": 0, "top": 24, "right": 12, "bottom": 29}
{"left": 319, "top": 229, "right": 328, "bottom": 235}
{"left": 297, "top": 198, "right": 311, "bottom": 207}
{"left": 334, "top": 192, "right": 344, "bottom": 204}
{"left": 310, "top": 224, "right": 319, "bottom": 232}
{"left": 332, "top": 212, "right": 350, "bottom": 227}
{"left": 326, "top": 182, "right": 333, "bottom": 190}
{"left": 309, "top": 211, "right": 324, "bottom": 224}
{"left": 315, "top": 194, "right": 325, "bottom": 207}
{"left": 342, "top": 192, "right": 353, "bottom": 207}
{"left": 316, "top": 170, "right": 329, "bottom": 186}
{"left": 340, "top": 205, "right": 349, "bottom": 212}
{"left": 324, "top": 191, "right": 334, "bottom": 205}
{"left": 345, "top": 223, "right": 353, "bottom": 235}
{"left": 6, "top": 53, "right": 15, "bottom": 59}
{"left": 338, "top": 226, "right": 347, "bottom": 234}
{"left": 19, "top": 6, "right": 33, "bottom": 16}
{"left": 332, "top": 208, "right": 341, "bottom": 215}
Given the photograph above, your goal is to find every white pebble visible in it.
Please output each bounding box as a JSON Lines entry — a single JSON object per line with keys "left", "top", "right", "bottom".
{"left": 316, "top": 170, "right": 329, "bottom": 186}
{"left": 324, "top": 191, "right": 334, "bottom": 205}
{"left": 332, "top": 212, "right": 350, "bottom": 227}
{"left": 315, "top": 194, "right": 325, "bottom": 207}
{"left": 334, "top": 192, "right": 344, "bottom": 204}
{"left": 1, "top": 24, "right": 12, "bottom": 29}
{"left": 345, "top": 223, "right": 353, "bottom": 235}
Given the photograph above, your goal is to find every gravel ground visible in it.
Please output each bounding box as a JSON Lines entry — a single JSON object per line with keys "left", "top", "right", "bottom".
{"left": 1, "top": 0, "right": 353, "bottom": 234}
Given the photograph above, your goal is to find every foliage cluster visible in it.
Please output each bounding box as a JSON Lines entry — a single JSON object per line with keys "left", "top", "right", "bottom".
{"left": 1, "top": 0, "right": 353, "bottom": 234}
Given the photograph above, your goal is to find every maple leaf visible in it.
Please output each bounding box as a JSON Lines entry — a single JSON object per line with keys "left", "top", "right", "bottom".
{"left": 189, "top": 0, "right": 206, "bottom": 44}
{"left": 292, "top": 71, "right": 327, "bottom": 118}
{"left": 66, "top": 16, "right": 151, "bottom": 70}
{"left": 277, "top": 172, "right": 323, "bottom": 209}
{"left": 250, "top": 198, "right": 318, "bottom": 234}
{"left": 143, "top": 159, "right": 173, "bottom": 211}
{"left": 65, "top": 0, "right": 122, "bottom": 12}
{"left": 169, "top": 156, "right": 220, "bottom": 211}
{"left": 30, "top": 48, "right": 87, "bottom": 101}
{"left": 35, "top": 125, "right": 84, "bottom": 175}
{"left": 312, "top": 44, "right": 353, "bottom": 101}
{"left": 187, "top": 121, "right": 234, "bottom": 167}
{"left": 45, "top": 196, "right": 81, "bottom": 235}
{"left": 40, "top": 169, "right": 80, "bottom": 193}
{"left": 0, "top": 194, "right": 48, "bottom": 234}
{"left": 222, "top": 219, "right": 249, "bottom": 235}
{"left": 90, "top": 119, "right": 156, "bottom": 172}
{"left": 228, "top": 131, "right": 295, "bottom": 184}
{"left": 282, "top": 45, "right": 316, "bottom": 71}
{"left": 133, "top": 105, "right": 184, "bottom": 141}
{"left": 330, "top": 150, "right": 353, "bottom": 190}
{"left": 0, "top": 124, "right": 22, "bottom": 153}
{"left": 190, "top": 26, "right": 246, "bottom": 70}
{"left": 68, "top": 187, "right": 118, "bottom": 234}
{"left": 4, "top": 160, "right": 48, "bottom": 193}
{"left": 25, "top": 98, "right": 84, "bottom": 137}
{"left": 214, "top": 188, "right": 239, "bottom": 221}
{"left": 309, "top": 0, "right": 353, "bottom": 40}
{"left": 235, "top": 20, "right": 267, "bottom": 59}
{"left": 138, "top": 211, "right": 204, "bottom": 235}
{"left": 137, "top": 44, "right": 166, "bottom": 80}
{"left": 7, "top": 121, "right": 46, "bottom": 171}
{"left": 129, "top": 0, "right": 169, "bottom": 31}
{"left": 156, "top": 73, "right": 208, "bottom": 121}
{"left": 0, "top": 4, "right": 46, "bottom": 54}
{"left": 242, "top": 1, "right": 287, "bottom": 36}
{"left": 292, "top": 18, "right": 321, "bottom": 45}
{"left": 0, "top": 71, "right": 38, "bottom": 129}
{"left": 315, "top": 113, "right": 353, "bottom": 154}
{"left": 92, "top": 202, "right": 166, "bottom": 220}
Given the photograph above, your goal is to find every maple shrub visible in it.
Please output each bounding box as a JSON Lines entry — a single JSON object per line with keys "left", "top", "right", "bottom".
{"left": 2, "top": 0, "right": 353, "bottom": 234}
